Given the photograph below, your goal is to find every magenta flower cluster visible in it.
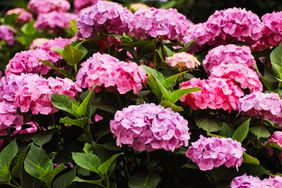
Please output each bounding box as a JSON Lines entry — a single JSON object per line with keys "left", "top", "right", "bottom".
{"left": 239, "top": 92, "right": 282, "bottom": 126}
{"left": 76, "top": 52, "right": 146, "bottom": 94}
{"left": 231, "top": 174, "right": 282, "bottom": 188}
{"left": 186, "top": 136, "right": 245, "bottom": 171}
{"left": 180, "top": 78, "right": 244, "bottom": 112}
{"left": 6, "top": 8, "right": 33, "bottom": 24}
{"left": 35, "top": 12, "right": 77, "bottom": 31}
{"left": 74, "top": 0, "right": 98, "bottom": 12}
{"left": 0, "top": 25, "right": 15, "bottom": 46}
{"left": 129, "top": 7, "right": 192, "bottom": 41}
{"left": 110, "top": 103, "right": 190, "bottom": 152}
{"left": 77, "top": 1, "right": 133, "bottom": 38}
{"left": 28, "top": 0, "right": 70, "bottom": 14}
{"left": 266, "top": 131, "right": 282, "bottom": 148}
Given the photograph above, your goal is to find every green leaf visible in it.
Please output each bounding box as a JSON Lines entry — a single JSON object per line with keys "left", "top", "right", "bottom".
{"left": 40, "top": 164, "right": 65, "bottom": 187}
{"left": 232, "top": 119, "right": 250, "bottom": 142}
{"left": 266, "top": 143, "right": 282, "bottom": 151}
{"left": 162, "top": 71, "right": 187, "bottom": 89}
{"left": 70, "top": 19, "right": 78, "bottom": 34}
{"left": 51, "top": 48, "right": 64, "bottom": 55}
{"left": 24, "top": 144, "right": 52, "bottom": 179}
{"left": 21, "top": 21, "right": 37, "bottom": 35}
{"left": 62, "top": 44, "right": 85, "bottom": 66}
{"left": 51, "top": 94, "right": 76, "bottom": 115}
{"left": 194, "top": 116, "right": 222, "bottom": 134}
{"left": 182, "top": 163, "right": 198, "bottom": 169}
{"left": 160, "top": 100, "right": 184, "bottom": 112}
{"left": 243, "top": 164, "right": 271, "bottom": 176}
{"left": 41, "top": 60, "right": 72, "bottom": 79}
{"left": 128, "top": 173, "right": 161, "bottom": 188}
{"left": 72, "top": 152, "right": 101, "bottom": 174}
{"left": 98, "top": 153, "right": 122, "bottom": 176}
{"left": 73, "top": 177, "right": 103, "bottom": 185}
{"left": 219, "top": 123, "right": 234, "bottom": 137}
{"left": 169, "top": 87, "right": 200, "bottom": 103}
{"left": 270, "top": 42, "right": 282, "bottom": 79}
{"left": 141, "top": 65, "right": 164, "bottom": 82}
{"left": 163, "top": 46, "right": 174, "bottom": 57}
{"left": 0, "top": 140, "right": 18, "bottom": 183}
{"left": 60, "top": 117, "right": 89, "bottom": 130}
{"left": 250, "top": 126, "right": 271, "bottom": 139}
{"left": 147, "top": 75, "right": 162, "bottom": 101}
{"left": 32, "top": 131, "right": 53, "bottom": 147}
{"left": 179, "top": 40, "right": 195, "bottom": 52}
{"left": 77, "top": 90, "right": 93, "bottom": 117}
{"left": 156, "top": 48, "right": 164, "bottom": 62}
{"left": 243, "top": 153, "right": 260, "bottom": 165}
{"left": 53, "top": 168, "right": 76, "bottom": 188}
{"left": 11, "top": 145, "right": 30, "bottom": 181}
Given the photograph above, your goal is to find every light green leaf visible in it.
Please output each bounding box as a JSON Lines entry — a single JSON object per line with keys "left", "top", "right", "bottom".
{"left": 62, "top": 44, "right": 85, "bottom": 66}
{"left": 163, "top": 45, "right": 174, "bottom": 57}
{"left": 128, "top": 173, "right": 161, "bottom": 188}
{"left": 73, "top": 177, "right": 103, "bottom": 185}
{"left": 160, "top": 100, "right": 184, "bottom": 112}
{"left": 243, "top": 153, "right": 260, "bottom": 165}
{"left": 98, "top": 153, "right": 122, "bottom": 176}
{"left": 169, "top": 87, "right": 200, "bottom": 103}
{"left": 162, "top": 71, "right": 187, "bottom": 89}
{"left": 232, "top": 119, "right": 250, "bottom": 142}
{"left": 59, "top": 117, "right": 89, "bottom": 130}
{"left": 70, "top": 19, "right": 78, "bottom": 33}
{"left": 53, "top": 168, "right": 76, "bottom": 188}
{"left": 51, "top": 94, "right": 76, "bottom": 115}
{"left": 141, "top": 65, "right": 164, "bottom": 82}
{"left": 194, "top": 116, "right": 222, "bottom": 134}
{"left": 72, "top": 152, "right": 101, "bottom": 174}
{"left": 77, "top": 90, "right": 93, "bottom": 117}
{"left": 41, "top": 60, "right": 72, "bottom": 79}
{"left": 270, "top": 42, "right": 282, "bottom": 79}
{"left": 179, "top": 40, "right": 195, "bottom": 52}
{"left": 250, "top": 126, "right": 271, "bottom": 139}
{"left": 40, "top": 164, "right": 65, "bottom": 187}
{"left": 21, "top": 21, "right": 37, "bottom": 35}
{"left": 147, "top": 75, "right": 162, "bottom": 101}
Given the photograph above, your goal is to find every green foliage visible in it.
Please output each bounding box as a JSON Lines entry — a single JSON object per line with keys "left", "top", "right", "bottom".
{"left": 232, "top": 119, "right": 250, "bottom": 143}
{"left": 270, "top": 42, "right": 282, "bottom": 80}
{"left": 128, "top": 173, "right": 161, "bottom": 188}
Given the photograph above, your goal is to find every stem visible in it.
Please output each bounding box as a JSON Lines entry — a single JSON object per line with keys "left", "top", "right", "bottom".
{"left": 153, "top": 40, "right": 157, "bottom": 69}
{"left": 11, "top": 178, "right": 20, "bottom": 188}
{"left": 146, "top": 152, "right": 152, "bottom": 173}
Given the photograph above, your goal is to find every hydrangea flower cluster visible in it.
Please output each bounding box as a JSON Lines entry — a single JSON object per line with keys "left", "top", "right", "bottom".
{"left": 203, "top": 44, "right": 256, "bottom": 73}
{"left": 77, "top": 1, "right": 133, "bottom": 38}
{"left": 110, "top": 103, "right": 190, "bottom": 152}
{"left": 266, "top": 131, "right": 282, "bottom": 148}
{"left": 231, "top": 174, "right": 282, "bottom": 188}
{"left": 186, "top": 136, "right": 245, "bottom": 171}
{"left": 28, "top": 0, "right": 70, "bottom": 14}
{"left": 5, "top": 49, "right": 50, "bottom": 76}
{"left": 210, "top": 64, "right": 262, "bottom": 92}
{"left": 74, "top": 0, "right": 98, "bottom": 12}
{"left": 252, "top": 11, "right": 282, "bottom": 51}
{"left": 6, "top": 8, "right": 33, "bottom": 24}
{"left": 29, "top": 38, "right": 50, "bottom": 49}
{"left": 180, "top": 78, "right": 244, "bottom": 112}
{"left": 183, "top": 23, "right": 213, "bottom": 46}
{"left": 76, "top": 52, "right": 146, "bottom": 94}
{"left": 239, "top": 92, "right": 282, "bottom": 125}
{"left": 0, "top": 25, "right": 15, "bottom": 46}
{"left": 165, "top": 52, "right": 200, "bottom": 71}
{"left": 35, "top": 12, "right": 77, "bottom": 32}
{"left": 36, "top": 37, "right": 71, "bottom": 63}
{"left": 129, "top": 7, "right": 192, "bottom": 41}
{"left": 205, "top": 8, "right": 263, "bottom": 45}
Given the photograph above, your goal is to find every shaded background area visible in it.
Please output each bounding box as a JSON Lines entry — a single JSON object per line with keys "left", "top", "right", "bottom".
{"left": 1, "top": 0, "right": 282, "bottom": 22}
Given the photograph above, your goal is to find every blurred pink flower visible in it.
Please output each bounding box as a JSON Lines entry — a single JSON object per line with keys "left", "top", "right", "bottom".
{"left": 6, "top": 8, "right": 33, "bottom": 24}
{"left": 28, "top": 0, "right": 70, "bottom": 14}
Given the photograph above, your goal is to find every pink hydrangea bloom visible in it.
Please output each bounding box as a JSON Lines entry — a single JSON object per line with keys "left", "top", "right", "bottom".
{"left": 205, "top": 8, "right": 263, "bottom": 45}
{"left": 129, "top": 7, "right": 192, "bottom": 41}
{"left": 13, "top": 73, "right": 80, "bottom": 115}
{"left": 264, "top": 176, "right": 282, "bottom": 188}
{"left": 110, "top": 103, "right": 190, "bottom": 152}
{"left": 0, "top": 74, "right": 25, "bottom": 102}
{"left": 0, "top": 101, "right": 23, "bottom": 132}
{"left": 252, "top": 11, "right": 282, "bottom": 51}
{"left": 94, "top": 114, "right": 103, "bottom": 122}
{"left": 36, "top": 37, "right": 71, "bottom": 63}
{"left": 165, "top": 52, "right": 200, "bottom": 70}
{"left": 35, "top": 12, "right": 77, "bottom": 32}
{"left": 203, "top": 44, "right": 256, "bottom": 73}
{"left": 186, "top": 136, "right": 245, "bottom": 171}
{"left": 0, "top": 25, "right": 15, "bottom": 46}
{"left": 74, "top": 0, "right": 98, "bottom": 12}
{"left": 266, "top": 131, "right": 282, "bottom": 148}
{"left": 6, "top": 8, "right": 33, "bottom": 24}
{"left": 77, "top": 1, "right": 133, "bottom": 38}
{"left": 76, "top": 53, "right": 146, "bottom": 94}
{"left": 231, "top": 174, "right": 264, "bottom": 188}
{"left": 5, "top": 49, "right": 51, "bottom": 76}
{"left": 30, "top": 38, "right": 50, "bottom": 49}
{"left": 183, "top": 23, "right": 213, "bottom": 46}
{"left": 210, "top": 64, "right": 262, "bottom": 93}
{"left": 239, "top": 92, "right": 282, "bottom": 125}
{"left": 180, "top": 78, "right": 244, "bottom": 112}
{"left": 28, "top": 0, "right": 70, "bottom": 14}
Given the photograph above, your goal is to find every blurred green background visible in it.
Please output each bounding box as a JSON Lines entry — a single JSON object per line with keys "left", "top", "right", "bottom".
{"left": 0, "top": 0, "right": 282, "bottom": 22}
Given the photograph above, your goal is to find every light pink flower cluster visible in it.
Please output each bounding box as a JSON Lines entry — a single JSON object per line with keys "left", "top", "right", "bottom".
{"left": 74, "top": 0, "right": 98, "bottom": 12}
{"left": 6, "top": 8, "right": 33, "bottom": 24}
{"left": 210, "top": 64, "right": 262, "bottom": 93}
{"left": 180, "top": 78, "right": 244, "bottom": 112}
{"left": 35, "top": 12, "right": 77, "bottom": 31}
{"left": 10, "top": 73, "right": 80, "bottom": 115}
{"left": 77, "top": 1, "right": 133, "bottom": 38}
{"left": 186, "top": 136, "right": 245, "bottom": 171}
{"left": 203, "top": 44, "right": 256, "bottom": 73}
{"left": 28, "top": 0, "right": 70, "bottom": 14}
{"left": 266, "top": 131, "right": 282, "bottom": 148}
{"left": 5, "top": 49, "right": 50, "bottom": 76}
{"left": 252, "top": 11, "right": 282, "bottom": 51}
{"left": 129, "top": 7, "right": 192, "bottom": 41}
{"left": 165, "top": 52, "right": 200, "bottom": 71}
{"left": 76, "top": 53, "right": 146, "bottom": 94}
{"left": 183, "top": 23, "right": 213, "bottom": 46}
{"left": 231, "top": 174, "right": 282, "bottom": 188}
{"left": 0, "top": 25, "right": 15, "bottom": 46}
{"left": 239, "top": 92, "right": 282, "bottom": 125}
{"left": 30, "top": 38, "right": 50, "bottom": 49}
{"left": 36, "top": 37, "right": 71, "bottom": 63}
{"left": 205, "top": 8, "right": 263, "bottom": 45}
{"left": 110, "top": 103, "right": 190, "bottom": 152}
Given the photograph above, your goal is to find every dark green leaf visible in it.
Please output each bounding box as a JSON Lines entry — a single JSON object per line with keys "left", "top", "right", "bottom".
{"left": 53, "top": 168, "right": 76, "bottom": 188}
{"left": 73, "top": 177, "right": 103, "bottom": 185}
{"left": 219, "top": 123, "right": 233, "bottom": 137}
{"left": 232, "top": 119, "right": 250, "bottom": 142}
{"left": 32, "top": 131, "right": 53, "bottom": 147}
{"left": 270, "top": 42, "right": 282, "bottom": 79}
{"left": 169, "top": 87, "right": 200, "bottom": 103}
{"left": 182, "top": 163, "right": 198, "bottom": 169}
{"left": 72, "top": 152, "right": 101, "bottom": 174}
{"left": 98, "top": 153, "right": 122, "bottom": 176}
{"left": 41, "top": 60, "right": 72, "bottom": 79}
{"left": 12, "top": 145, "right": 30, "bottom": 181}
{"left": 194, "top": 116, "right": 222, "bottom": 134}
{"left": 250, "top": 126, "right": 271, "bottom": 139}
{"left": 40, "top": 164, "right": 65, "bottom": 187}
{"left": 179, "top": 40, "right": 195, "bottom": 52}
{"left": 128, "top": 173, "right": 161, "bottom": 188}
{"left": 147, "top": 75, "right": 162, "bottom": 101}
{"left": 243, "top": 153, "right": 260, "bottom": 165}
